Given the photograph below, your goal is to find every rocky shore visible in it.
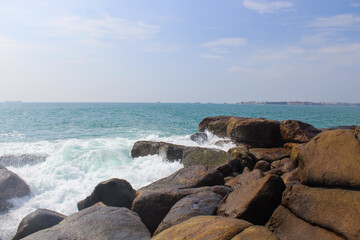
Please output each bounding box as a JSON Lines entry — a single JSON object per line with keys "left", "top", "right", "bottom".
{"left": 1, "top": 116, "right": 359, "bottom": 239}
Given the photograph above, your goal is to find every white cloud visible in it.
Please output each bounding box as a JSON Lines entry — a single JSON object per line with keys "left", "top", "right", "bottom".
{"left": 200, "top": 54, "right": 223, "bottom": 60}
{"left": 242, "top": 0, "right": 293, "bottom": 14}
{"left": 143, "top": 44, "right": 183, "bottom": 53}
{"left": 0, "top": 35, "right": 54, "bottom": 52}
{"left": 252, "top": 46, "right": 304, "bottom": 61}
{"left": 202, "top": 38, "right": 246, "bottom": 48}
{"left": 49, "top": 15, "right": 160, "bottom": 40}
{"left": 309, "top": 14, "right": 360, "bottom": 28}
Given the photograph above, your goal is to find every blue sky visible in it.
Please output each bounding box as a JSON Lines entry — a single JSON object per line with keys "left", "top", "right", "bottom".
{"left": 0, "top": 0, "right": 359, "bottom": 103}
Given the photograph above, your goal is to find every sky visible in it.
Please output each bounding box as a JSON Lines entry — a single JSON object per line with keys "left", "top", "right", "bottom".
{"left": 0, "top": 0, "right": 360, "bottom": 103}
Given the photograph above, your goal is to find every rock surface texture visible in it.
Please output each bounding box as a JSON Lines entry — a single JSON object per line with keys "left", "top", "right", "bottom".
{"left": 231, "top": 225, "right": 280, "bottom": 240}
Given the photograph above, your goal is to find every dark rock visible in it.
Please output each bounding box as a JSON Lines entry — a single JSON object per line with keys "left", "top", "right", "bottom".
{"left": 131, "top": 141, "right": 187, "bottom": 161}
{"left": 190, "top": 132, "right": 208, "bottom": 144}
{"left": 280, "top": 120, "right": 321, "bottom": 143}
{"left": 217, "top": 174, "right": 285, "bottom": 225}
{"left": 253, "top": 160, "right": 270, "bottom": 172}
{"left": 12, "top": 209, "right": 66, "bottom": 240}
{"left": 23, "top": 205, "right": 151, "bottom": 240}
{"left": 266, "top": 206, "right": 343, "bottom": 240}
{"left": 154, "top": 191, "right": 223, "bottom": 235}
{"left": 225, "top": 169, "right": 264, "bottom": 190}
{"left": 152, "top": 216, "right": 252, "bottom": 240}
{"left": 249, "top": 148, "right": 290, "bottom": 163}
{"left": 77, "top": 178, "right": 135, "bottom": 211}
{"left": 297, "top": 129, "right": 360, "bottom": 189}
{"left": 228, "top": 147, "right": 256, "bottom": 170}
{"left": 132, "top": 185, "right": 230, "bottom": 234}
{"left": 282, "top": 184, "right": 360, "bottom": 240}
{"left": 198, "top": 116, "right": 234, "bottom": 137}
{"left": 0, "top": 165, "right": 30, "bottom": 211}
{"left": 231, "top": 225, "right": 279, "bottom": 240}
{"left": 265, "top": 158, "right": 297, "bottom": 177}
{"left": 0, "top": 154, "right": 47, "bottom": 167}
{"left": 138, "top": 165, "right": 224, "bottom": 192}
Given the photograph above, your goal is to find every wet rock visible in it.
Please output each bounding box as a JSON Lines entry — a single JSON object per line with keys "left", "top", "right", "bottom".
{"left": 231, "top": 225, "right": 279, "bottom": 240}
{"left": 152, "top": 216, "right": 252, "bottom": 240}
{"left": 138, "top": 166, "right": 224, "bottom": 192}
{"left": 282, "top": 184, "right": 360, "bottom": 240}
{"left": 280, "top": 120, "right": 321, "bottom": 143}
{"left": 12, "top": 209, "right": 66, "bottom": 240}
{"left": 23, "top": 205, "right": 151, "bottom": 240}
{"left": 77, "top": 178, "right": 135, "bottom": 211}
{"left": 0, "top": 165, "right": 30, "bottom": 211}
{"left": 215, "top": 139, "right": 234, "bottom": 147}
{"left": 154, "top": 191, "right": 223, "bottom": 235}
{"left": 217, "top": 174, "right": 285, "bottom": 225}
{"left": 190, "top": 132, "right": 208, "bottom": 144}
{"left": 131, "top": 141, "right": 187, "bottom": 161}
{"left": 266, "top": 206, "right": 343, "bottom": 240}
{"left": 198, "top": 116, "right": 234, "bottom": 137}
{"left": 249, "top": 148, "right": 290, "bottom": 163}
{"left": 297, "top": 129, "right": 360, "bottom": 189}
{"left": 132, "top": 185, "right": 231, "bottom": 234}
{"left": 0, "top": 154, "right": 47, "bottom": 167}
{"left": 253, "top": 160, "right": 270, "bottom": 172}
{"left": 225, "top": 169, "right": 264, "bottom": 190}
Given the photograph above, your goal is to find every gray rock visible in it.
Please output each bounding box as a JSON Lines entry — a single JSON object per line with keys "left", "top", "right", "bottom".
{"left": 0, "top": 154, "right": 47, "bottom": 167}
{"left": 190, "top": 132, "right": 208, "bottom": 144}
{"left": 131, "top": 141, "right": 188, "bottom": 161}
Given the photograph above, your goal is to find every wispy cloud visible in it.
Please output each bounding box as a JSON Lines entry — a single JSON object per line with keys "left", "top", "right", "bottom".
{"left": 0, "top": 35, "right": 54, "bottom": 52}
{"left": 49, "top": 15, "right": 160, "bottom": 40}
{"left": 200, "top": 54, "right": 223, "bottom": 60}
{"left": 202, "top": 38, "right": 246, "bottom": 48}
{"left": 143, "top": 43, "right": 183, "bottom": 53}
{"left": 309, "top": 14, "right": 360, "bottom": 29}
{"left": 242, "top": 0, "right": 293, "bottom": 14}
{"left": 351, "top": 3, "right": 360, "bottom": 7}
{"left": 252, "top": 46, "right": 304, "bottom": 61}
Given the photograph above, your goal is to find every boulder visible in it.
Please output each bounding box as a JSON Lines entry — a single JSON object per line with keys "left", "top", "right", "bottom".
{"left": 217, "top": 175, "right": 285, "bottom": 225}
{"left": 227, "top": 118, "right": 283, "bottom": 147}
{"left": 266, "top": 206, "right": 343, "bottom": 240}
{"left": 154, "top": 191, "right": 223, "bottom": 235}
{"left": 152, "top": 216, "right": 252, "bottom": 240}
{"left": 225, "top": 169, "right": 264, "bottom": 190}
{"left": 0, "top": 165, "right": 30, "bottom": 211}
{"left": 249, "top": 148, "right": 290, "bottom": 163}
{"left": 77, "top": 178, "right": 135, "bottom": 211}
{"left": 231, "top": 225, "right": 279, "bottom": 240}
{"left": 253, "top": 160, "right": 270, "bottom": 172}
{"left": 297, "top": 129, "right": 360, "bottom": 189}
{"left": 12, "top": 209, "right": 66, "bottom": 240}
{"left": 270, "top": 158, "right": 297, "bottom": 172}
{"left": 131, "top": 141, "right": 187, "bottom": 161}
{"left": 280, "top": 120, "right": 321, "bottom": 143}
{"left": 132, "top": 185, "right": 231, "bottom": 234}
{"left": 23, "top": 206, "right": 151, "bottom": 240}
{"left": 281, "top": 168, "right": 300, "bottom": 186}
{"left": 138, "top": 165, "right": 224, "bottom": 192}
{"left": 282, "top": 184, "right": 360, "bottom": 240}
{"left": 198, "top": 116, "right": 234, "bottom": 137}
{"left": 190, "top": 132, "right": 208, "bottom": 144}
{"left": 228, "top": 147, "right": 256, "bottom": 170}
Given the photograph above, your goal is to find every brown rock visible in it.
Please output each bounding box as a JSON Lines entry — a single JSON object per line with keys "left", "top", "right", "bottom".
{"left": 253, "top": 160, "right": 270, "bottom": 172}
{"left": 282, "top": 184, "right": 360, "bottom": 240}
{"left": 131, "top": 141, "right": 187, "bottom": 161}
{"left": 198, "top": 116, "right": 234, "bottom": 137}
{"left": 282, "top": 142, "right": 301, "bottom": 149}
{"left": 266, "top": 206, "right": 344, "bottom": 240}
{"left": 217, "top": 175, "right": 285, "bottom": 225}
{"left": 138, "top": 166, "right": 224, "bottom": 192}
{"left": 23, "top": 206, "right": 151, "bottom": 240}
{"left": 132, "top": 185, "right": 231, "bottom": 234}
{"left": 281, "top": 168, "right": 300, "bottom": 186}
{"left": 297, "top": 129, "right": 360, "bottom": 188}
{"left": 228, "top": 147, "right": 256, "bottom": 171}
{"left": 225, "top": 169, "right": 264, "bottom": 190}
{"left": 289, "top": 144, "right": 303, "bottom": 160}
{"left": 231, "top": 226, "right": 279, "bottom": 240}
{"left": 280, "top": 120, "right": 321, "bottom": 143}
{"left": 152, "top": 216, "right": 252, "bottom": 240}
{"left": 77, "top": 178, "right": 136, "bottom": 211}
{"left": 154, "top": 191, "right": 223, "bottom": 235}
{"left": 249, "top": 148, "right": 290, "bottom": 163}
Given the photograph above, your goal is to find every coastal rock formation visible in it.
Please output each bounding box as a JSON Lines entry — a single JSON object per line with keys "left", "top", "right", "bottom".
{"left": 297, "top": 129, "right": 360, "bottom": 188}
{"left": 280, "top": 120, "right": 321, "bottom": 143}
{"left": 77, "top": 178, "right": 135, "bottom": 211}
{"left": 23, "top": 205, "right": 151, "bottom": 240}
{"left": 249, "top": 148, "right": 290, "bottom": 163}
{"left": 131, "top": 141, "right": 187, "bottom": 161}
{"left": 266, "top": 206, "right": 343, "bottom": 240}
{"left": 152, "top": 216, "right": 252, "bottom": 240}
{"left": 132, "top": 186, "right": 230, "bottom": 234}
{"left": 198, "top": 116, "right": 234, "bottom": 137}
{"left": 253, "top": 160, "right": 270, "bottom": 172}
{"left": 12, "top": 209, "right": 66, "bottom": 240}
{"left": 154, "top": 191, "right": 223, "bottom": 235}
{"left": 225, "top": 169, "right": 264, "bottom": 190}
{"left": 282, "top": 184, "right": 360, "bottom": 240}
{"left": 0, "top": 165, "right": 30, "bottom": 211}
{"left": 190, "top": 132, "right": 208, "bottom": 144}
{"left": 231, "top": 226, "right": 279, "bottom": 240}
{"left": 217, "top": 174, "right": 285, "bottom": 225}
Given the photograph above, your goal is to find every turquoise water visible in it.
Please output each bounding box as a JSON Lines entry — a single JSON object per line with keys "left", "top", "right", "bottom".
{"left": 0, "top": 103, "right": 359, "bottom": 239}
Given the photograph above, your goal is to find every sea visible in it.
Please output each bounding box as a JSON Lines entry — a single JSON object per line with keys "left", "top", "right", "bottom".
{"left": 0, "top": 102, "right": 359, "bottom": 239}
